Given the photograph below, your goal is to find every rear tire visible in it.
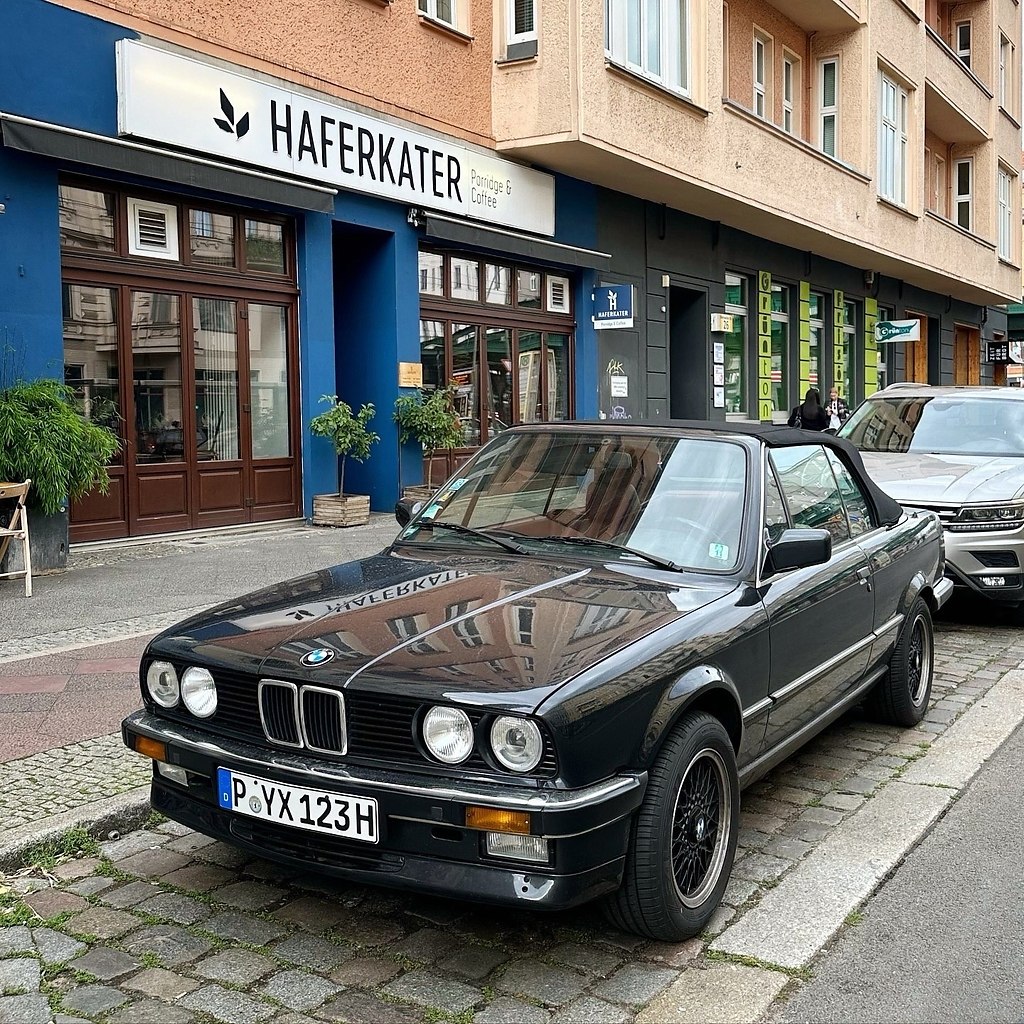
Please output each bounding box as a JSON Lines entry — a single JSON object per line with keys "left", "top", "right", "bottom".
{"left": 604, "top": 711, "right": 739, "bottom": 940}
{"left": 867, "top": 596, "right": 934, "bottom": 727}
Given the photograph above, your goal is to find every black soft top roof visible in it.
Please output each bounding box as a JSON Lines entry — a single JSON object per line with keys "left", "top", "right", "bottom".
{"left": 530, "top": 419, "right": 905, "bottom": 528}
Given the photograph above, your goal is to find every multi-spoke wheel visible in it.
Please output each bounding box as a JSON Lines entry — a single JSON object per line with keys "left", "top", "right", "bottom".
{"left": 604, "top": 712, "right": 739, "bottom": 940}
{"left": 867, "top": 595, "right": 934, "bottom": 727}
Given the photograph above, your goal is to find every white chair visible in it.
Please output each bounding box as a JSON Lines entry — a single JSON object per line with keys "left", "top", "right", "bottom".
{"left": 0, "top": 480, "right": 33, "bottom": 597}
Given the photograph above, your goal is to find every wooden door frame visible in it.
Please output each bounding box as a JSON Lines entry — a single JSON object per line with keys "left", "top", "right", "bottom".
{"left": 904, "top": 309, "right": 929, "bottom": 383}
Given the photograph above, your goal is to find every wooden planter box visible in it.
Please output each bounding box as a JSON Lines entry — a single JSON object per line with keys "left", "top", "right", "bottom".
{"left": 312, "top": 493, "right": 370, "bottom": 528}
{"left": 401, "top": 485, "right": 435, "bottom": 503}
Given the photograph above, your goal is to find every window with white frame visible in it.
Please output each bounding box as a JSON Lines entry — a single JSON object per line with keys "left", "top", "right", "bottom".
{"left": 819, "top": 58, "right": 838, "bottom": 158}
{"left": 604, "top": 0, "right": 690, "bottom": 94}
{"left": 754, "top": 33, "right": 770, "bottom": 119}
{"left": 998, "top": 167, "right": 1014, "bottom": 260}
{"left": 418, "top": 0, "right": 455, "bottom": 28}
{"left": 783, "top": 54, "right": 799, "bottom": 134}
{"left": 508, "top": 0, "right": 536, "bottom": 44}
{"left": 878, "top": 72, "right": 908, "bottom": 206}
{"left": 953, "top": 158, "right": 972, "bottom": 231}
{"left": 999, "top": 34, "right": 1012, "bottom": 109}
{"left": 955, "top": 22, "right": 971, "bottom": 68}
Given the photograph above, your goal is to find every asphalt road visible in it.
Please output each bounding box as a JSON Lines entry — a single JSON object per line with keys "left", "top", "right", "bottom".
{"left": 777, "top": 718, "right": 1024, "bottom": 1024}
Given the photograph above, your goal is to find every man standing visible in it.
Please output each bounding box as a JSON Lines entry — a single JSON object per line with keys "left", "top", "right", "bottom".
{"left": 826, "top": 387, "right": 851, "bottom": 431}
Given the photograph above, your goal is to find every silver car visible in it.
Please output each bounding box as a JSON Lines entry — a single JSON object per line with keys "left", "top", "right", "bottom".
{"left": 838, "top": 384, "right": 1024, "bottom": 607}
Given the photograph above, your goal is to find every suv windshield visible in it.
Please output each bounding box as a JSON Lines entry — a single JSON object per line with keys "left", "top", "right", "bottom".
{"left": 398, "top": 430, "right": 749, "bottom": 572}
{"left": 839, "top": 395, "right": 1024, "bottom": 457}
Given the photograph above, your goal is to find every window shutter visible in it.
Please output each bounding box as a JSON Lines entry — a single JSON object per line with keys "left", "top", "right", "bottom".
{"left": 127, "top": 198, "right": 180, "bottom": 262}
{"left": 514, "top": 0, "right": 534, "bottom": 35}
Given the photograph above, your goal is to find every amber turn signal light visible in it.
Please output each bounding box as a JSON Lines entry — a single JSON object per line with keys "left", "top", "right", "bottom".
{"left": 465, "top": 806, "right": 530, "bottom": 834}
{"left": 132, "top": 736, "right": 167, "bottom": 762}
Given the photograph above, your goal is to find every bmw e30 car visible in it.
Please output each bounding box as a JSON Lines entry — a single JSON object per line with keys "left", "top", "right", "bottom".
{"left": 122, "top": 422, "right": 951, "bottom": 939}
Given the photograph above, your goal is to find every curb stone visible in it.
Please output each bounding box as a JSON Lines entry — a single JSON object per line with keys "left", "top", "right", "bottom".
{"left": 0, "top": 786, "right": 151, "bottom": 871}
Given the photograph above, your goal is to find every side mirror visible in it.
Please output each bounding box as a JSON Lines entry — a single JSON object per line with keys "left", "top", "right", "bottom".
{"left": 764, "top": 528, "right": 832, "bottom": 574}
{"left": 395, "top": 498, "right": 423, "bottom": 528}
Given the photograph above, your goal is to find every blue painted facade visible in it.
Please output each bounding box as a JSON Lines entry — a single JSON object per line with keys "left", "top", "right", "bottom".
{"left": 0, "top": 0, "right": 599, "bottom": 523}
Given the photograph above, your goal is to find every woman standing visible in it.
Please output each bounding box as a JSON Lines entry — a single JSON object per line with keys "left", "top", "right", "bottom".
{"left": 787, "top": 388, "right": 830, "bottom": 431}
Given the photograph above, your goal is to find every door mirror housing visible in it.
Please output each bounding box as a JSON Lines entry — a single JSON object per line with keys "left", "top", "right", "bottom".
{"left": 395, "top": 498, "right": 423, "bottom": 528}
{"left": 764, "top": 528, "right": 832, "bottom": 574}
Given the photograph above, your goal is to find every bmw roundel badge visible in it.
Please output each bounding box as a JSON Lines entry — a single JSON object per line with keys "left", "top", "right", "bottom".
{"left": 300, "top": 648, "right": 335, "bottom": 668}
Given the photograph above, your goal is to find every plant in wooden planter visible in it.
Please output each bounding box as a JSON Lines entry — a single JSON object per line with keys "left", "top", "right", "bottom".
{"left": 0, "top": 376, "right": 120, "bottom": 571}
{"left": 309, "top": 395, "right": 380, "bottom": 528}
{"left": 393, "top": 385, "right": 464, "bottom": 499}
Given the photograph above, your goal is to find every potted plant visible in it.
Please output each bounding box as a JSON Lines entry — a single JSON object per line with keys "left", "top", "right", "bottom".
{"left": 0, "top": 377, "right": 120, "bottom": 572}
{"left": 309, "top": 395, "right": 380, "bottom": 527}
{"left": 393, "top": 385, "right": 464, "bottom": 500}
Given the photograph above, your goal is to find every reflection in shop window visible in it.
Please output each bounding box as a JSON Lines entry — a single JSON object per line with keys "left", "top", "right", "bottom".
{"left": 62, "top": 283, "right": 122, "bottom": 462}
{"left": 419, "top": 251, "right": 444, "bottom": 295}
{"left": 193, "top": 298, "right": 240, "bottom": 461}
{"left": 771, "top": 285, "right": 789, "bottom": 423}
{"left": 809, "top": 292, "right": 824, "bottom": 391}
{"left": 244, "top": 220, "right": 285, "bottom": 274}
{"left": 450, "top": 258, "right": 480, "bottom": 302}
{"left": 59, "top": 186, "right": 116, "bottom": 252}
{"left": 189, "top": 209, "right": 235, "bottom": 267}
{"left": 547, "top": 333, "right": 570, "bottom": 420}
{"left": 452, "top": 324, "right": 480, "bottom": 445}
{"left": 249, "top": 304, "right": 290, "bottom": 458}
{"left": 724, "top": 273, "right": 747, "bottom": 418}
{"left": 485, "top": 264, "right": 511, "bottom": 304}
{"left": 132, "top": 291, "right": 184, "bottom": 464}
{"left": 517, "top": 269, "right": 542, "bottom": 308}
{"left": 518, "top": 331, "right": 542, "bottom": 422}
{"left": 420, "top": 320, "right": 446, "bottom": 394}
{"left": 486, "top": 328, "right": 513, "bottom": 439}
{"left": 876, "top": 305, "right": 892, "bottom": 391}
{"left": 840, "top": 300, "right": 857, "bottom": 400}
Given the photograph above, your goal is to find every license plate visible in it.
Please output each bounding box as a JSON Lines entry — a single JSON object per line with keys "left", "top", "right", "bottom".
{"left": 217, "top": 768, "right": 378, "bottom": 844}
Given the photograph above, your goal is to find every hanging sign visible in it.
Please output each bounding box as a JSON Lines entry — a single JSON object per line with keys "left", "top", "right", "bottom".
{"left": 875, "top": 320, "right": 921, "bottom": 343}
{"left": 592, "top": 285, "right": 634, "bottom": 330}
{"left": 116, "top": 40, "right": 556, "bottom": 235}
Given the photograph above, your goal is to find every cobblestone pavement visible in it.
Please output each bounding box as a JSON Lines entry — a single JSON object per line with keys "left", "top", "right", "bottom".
{"left": 0, "top": 614, "right": 1019, "bottom": 1024}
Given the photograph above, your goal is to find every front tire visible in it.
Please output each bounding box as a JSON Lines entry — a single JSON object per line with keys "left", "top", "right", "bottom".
{"left": 604, "top": 712, "right": 739, "bottom": 940}
{"left": 867, "top": 596, "right": 934, "bottom": 727}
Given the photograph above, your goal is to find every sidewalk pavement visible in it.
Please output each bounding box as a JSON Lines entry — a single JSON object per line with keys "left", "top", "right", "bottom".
{"left": 1, "top": 519, "right": 1023, "bottom": 1023}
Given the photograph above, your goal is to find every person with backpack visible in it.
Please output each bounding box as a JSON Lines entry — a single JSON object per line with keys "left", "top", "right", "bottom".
{"left": 787, "top": 388, "right": 830, "bottom": 431}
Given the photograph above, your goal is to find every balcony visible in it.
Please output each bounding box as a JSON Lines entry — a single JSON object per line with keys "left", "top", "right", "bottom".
{"left": 924, "top": 80, "right": 988, "bottom": 145}
{"left": 925, "top": 26, "right": 993, "bottom": 141}
{"left": 766, "top": 0, "right": 862, "bottom": 33}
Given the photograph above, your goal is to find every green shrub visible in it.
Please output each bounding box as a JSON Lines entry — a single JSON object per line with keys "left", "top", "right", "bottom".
{"left": 393, "top": 386, "right": 464, "bottom": 488}
{"left": 309, "top": 396, "right": 380, "bottom": 496}
{"left": 0, "top": 378, "right": 120, "bottom": 516}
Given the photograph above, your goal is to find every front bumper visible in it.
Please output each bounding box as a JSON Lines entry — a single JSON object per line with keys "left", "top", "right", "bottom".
{"left": 122, "top": 710, "right": 646, "bottom": 910}
{"left": 942, "top": 526, "right": 1024, "bottom": 604}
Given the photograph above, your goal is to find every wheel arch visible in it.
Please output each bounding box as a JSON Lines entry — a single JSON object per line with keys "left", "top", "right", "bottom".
{"left": 640, "top": 666, "right": 744, "bottom": 766}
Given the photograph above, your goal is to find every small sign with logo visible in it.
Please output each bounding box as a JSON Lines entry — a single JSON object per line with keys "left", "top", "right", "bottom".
{"left": 592, "top": 285, "right": 634, "bottom": 330}
{"left": 875, "top": 320, "right": 921, "bottom": 343}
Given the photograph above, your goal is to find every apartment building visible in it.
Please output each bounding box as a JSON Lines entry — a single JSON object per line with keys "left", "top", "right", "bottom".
{"left": 495, "top": 0, "right": 1022, "bottom": 421}
{"left": 0, "top": 0, "right": 606, "bottom": 541}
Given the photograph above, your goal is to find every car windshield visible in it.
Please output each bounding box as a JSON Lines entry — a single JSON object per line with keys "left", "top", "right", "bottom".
{"left": 839, "top": 395, "right": 1024, "bottom": 457}
{"left": 397, "top": 430, "right": 748, "bottom": 572}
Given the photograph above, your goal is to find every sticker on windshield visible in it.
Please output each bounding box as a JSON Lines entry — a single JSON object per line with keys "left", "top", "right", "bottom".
{"left": 450, "top": 478, "right": 468, "bottom": 491}
{"left": 421, "top": 504, "right": 442, "bottom": 520}
{"left": 708, "top": 543, "right": 730, "bottom": 561}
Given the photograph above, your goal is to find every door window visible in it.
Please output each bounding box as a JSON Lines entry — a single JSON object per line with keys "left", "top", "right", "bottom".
{"left": 248, "top": 304, "right": 290, "bottom": 459}
{"left": 132, "top": 291, "right": 183, "bottom": 464}
{"left": 763, "top": 461, "right": 789, "bottom": 544}
{"left": 193, "top": 298, "right": 240, "bottom": 461}
{"left": 770, "top": 445, "right": 851, "bottom": 545}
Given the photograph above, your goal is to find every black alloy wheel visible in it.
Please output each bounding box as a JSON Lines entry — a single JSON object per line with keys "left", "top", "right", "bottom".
{"left": 867, "top": 595, "right": 934, "bottom": 727}
{"left": 604, "top": 711, "right": 739, "bottom": 940}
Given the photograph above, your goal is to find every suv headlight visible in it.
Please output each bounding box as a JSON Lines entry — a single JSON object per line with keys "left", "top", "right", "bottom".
{"left": 490, "top": 716, "right": 543, "bottom": 773}
{"left": 146, "top": 661, "right": 179, "bottom": 708}
{"left": 950, "top": 504, "right": 1024, "bottom": 531}
{"left": 423, "top": 706, "right": 474, "bottom": 764}
{"left": 181, "top": 666, "right": 218, "bottom": 718}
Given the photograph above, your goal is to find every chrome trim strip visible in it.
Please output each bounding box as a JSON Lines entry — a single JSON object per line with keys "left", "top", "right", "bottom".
{"left": 128, "top": 710, "right": 644, "bottom": 813}
{"left": 772, "top": 632, "right": 876, "bottom": 703}
{"left": 874, "top": 613, "right": 903, "bottom": 642}
{"left": 932, "top": 577, "right": 954, "bottom": 608}
{"left": 742, "top": 697, "right": 772, "bottom": 721}
{"left": 298, "top": 684, "right": 348, "bottom": 756}
{"left": 257, "top": 680, "right": 303, "bottom": 749}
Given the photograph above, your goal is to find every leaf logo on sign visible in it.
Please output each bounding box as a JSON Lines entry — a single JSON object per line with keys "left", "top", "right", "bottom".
{"left": 213, "top": 89, "right": 250, "bottom": 139}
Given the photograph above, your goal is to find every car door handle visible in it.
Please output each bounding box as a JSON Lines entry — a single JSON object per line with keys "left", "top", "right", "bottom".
{"left": 857, "top": 566, "right": 872, "bottom": 590}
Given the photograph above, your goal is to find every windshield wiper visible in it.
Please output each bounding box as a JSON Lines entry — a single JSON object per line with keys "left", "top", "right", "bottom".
{"left": 528, "top": 535, "right": 682, "bottom": 572}
{"left": 410, "top": 521, "right": 530, "bottom": 555}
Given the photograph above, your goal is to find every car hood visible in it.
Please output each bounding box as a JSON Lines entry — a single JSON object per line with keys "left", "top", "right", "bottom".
{"left": 152, "top": 550, "right": 736, "bottom": 713}
{"left": 859, "top": 452, "right": 1024, "bottom": 505}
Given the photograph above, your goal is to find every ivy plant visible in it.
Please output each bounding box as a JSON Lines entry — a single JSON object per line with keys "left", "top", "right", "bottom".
{"left": 393, "top": 385, "right": 464, "bottom": 488}
{"left": 309, "top": 396, "right": 380, "bottom": 497}
{"left": 0, "top": 378, "right": 120, "bottom": 516}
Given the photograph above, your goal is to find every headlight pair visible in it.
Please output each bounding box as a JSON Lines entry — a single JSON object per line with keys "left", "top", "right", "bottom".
{"left": 421, "top": 706, "right": 544, "bottom": 772}
{"left": 145, "top": 661, "right": 218, "bottom": 718}
{"left": 958, "top": 504, "right": 1024, "bottom": 523}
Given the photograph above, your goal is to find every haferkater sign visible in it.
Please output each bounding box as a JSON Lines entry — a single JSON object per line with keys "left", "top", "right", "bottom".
{"left": 116, "top": 41, "right": 555, "bottom": 236}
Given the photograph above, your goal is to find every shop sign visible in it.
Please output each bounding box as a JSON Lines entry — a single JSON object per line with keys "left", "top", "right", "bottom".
{"left": 875, "top": 319, "right": 921, "bottom": 343}
{"left": 116, "top": 41, "right": 555, "bottom": 236}
{"left": 592, "top": 285, "right": 634, "bottom": 330}
{"left": 988, "top": 340, "right": 1011, "bottom": 363}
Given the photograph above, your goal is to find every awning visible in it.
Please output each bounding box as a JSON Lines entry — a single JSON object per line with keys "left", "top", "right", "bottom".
{"left": 419, "top": 211, "right": 612, "bottom": 270}
{"left": 0, "top": 113, "right": 338, "bottom": 214}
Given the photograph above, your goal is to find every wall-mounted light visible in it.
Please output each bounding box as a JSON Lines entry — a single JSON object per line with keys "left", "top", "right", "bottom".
{"left": 864, "top": 269, "right": 876, "bottom": 288}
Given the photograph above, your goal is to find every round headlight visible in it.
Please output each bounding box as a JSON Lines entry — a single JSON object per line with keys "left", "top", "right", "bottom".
{"left": 490, "top": 716, "right": 543, "bottom": 773}
{"left": 181, "top": 666, "right": 218, "bottom": 719}
{"left": 146, "top": 661, "right": 179, "bottom": 708}
{"left": 422, "top": 706, "right": 474, "bottom": 764}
